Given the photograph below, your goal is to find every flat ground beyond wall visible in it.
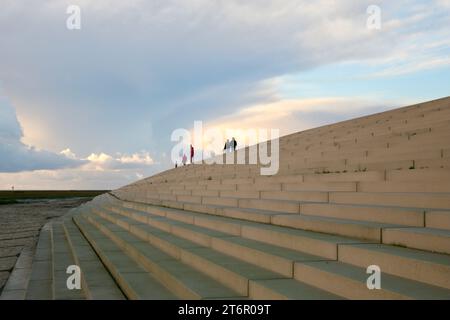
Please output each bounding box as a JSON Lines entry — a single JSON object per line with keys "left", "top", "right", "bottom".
{"left": 0, "top": 190, "right": 109, "bottom": 205}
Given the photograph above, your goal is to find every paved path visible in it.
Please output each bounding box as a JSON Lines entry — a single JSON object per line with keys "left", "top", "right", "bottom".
{"left": 0, "top": 198, "right": 90, "bottom": 294}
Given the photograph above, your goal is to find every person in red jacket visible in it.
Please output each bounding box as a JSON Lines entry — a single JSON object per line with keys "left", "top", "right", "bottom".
{"left": 190, "top": 144, "right": 194, "bottom": 164}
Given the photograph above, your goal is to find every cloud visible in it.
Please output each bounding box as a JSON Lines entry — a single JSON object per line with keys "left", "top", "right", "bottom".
{"left": 0, "top": 98, "right": 86, "bottom": 173}
{"left": 0, "top": 1, "right": 449, "bottom": 188}
{"left": 84, "top": 151, "right": 154, "bottom": 170}
{"left": 204, "top": 97, "right": 405, "bottom": 135}
{"left": 0, "top": 99, "right": 156, "bottom": 174}
{"left": 2, "top": 0, "right": 449, "bottom": 158}
{"left": 369, "top": 56, "right": 450, "bottom": 78}
{"left": 0, "top": 143, "right": 85, "bottom": 173}
{"left": 117, "top": 152, "right": 154, "bottom": 166}
{"left": 60, "top": 148, "right": 77, "bottom": 159}
{"left": 0, "top": 168, "right": 150, "bottom": 190}
{"left": 193, "top": 96, "right": 414, "bottom": 156}
{"left": 0, "top": 97, "right": 22, "bottom": 142}
{"left": 0, "top": 99, "right": 158, "bottom": 189}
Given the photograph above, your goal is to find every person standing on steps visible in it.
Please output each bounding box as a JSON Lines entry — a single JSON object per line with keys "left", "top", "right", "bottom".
{"left": 190, "top": 144, "right": 194, "bottom": 164}
{"left": 231, "top": 137, "right": 237, "bottom": 151}
{"left": 224, "top": 139, "right": 230, "bottom": 153}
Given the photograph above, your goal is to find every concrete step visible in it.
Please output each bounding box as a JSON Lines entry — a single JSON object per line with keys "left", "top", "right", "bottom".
{"left": 387, "top": 168, "right": 450, "bottom": 182}
{"left": 294, "top": 260, "right": 450, "bottom": 299}
{"left": 352, "top": 148, "right": 443, "bottom": 163}
{"left": 105, "top": 203, "right": 333, "bottom": 278}
{"left": 221, "top": 177, "right": 254, "bottom": 185}
{"left": 62, "top": 218, "right": 125, "bottom": 299}
{"left": 382, "top": 227, "right": 450, "bottom": 255}
{"left": 184, "top": 202, "right": 224, "bottom": 216}
{"left": 159, "top": 194, "right": 177, "bottom": 202}
{"left": 85, "top": 211, "right": 290, "bottom": 297}
{"left": 110, "top": 198, "right": 450, "bottom": 276}
{"left": 260, "top": 191, "right": 329, "bottom": 203}
{"left": 99, "top": 209, "right": 288, "bottom": 276}
{"left": 0, "top": 246, "right": 34, "bottom": 300}
{"left": 161, "top": 200, "right": 184, "bottom": 210}
{"left": 25, "top": 224, "right": 53, "bottom": 300}
{"left": 119, "top": 197, "right": 279, "bottom": 225}
{"left": 283, "top": 181, "right": 356, "bottom": 192}
{"left": 104, "top": 199, "right": 365, "bottom": 259}
{"left": 337, "top": 243, "right": 450, "bottom": 289}
{"left": 202, "top": 196, "right": 238, "bottom": 207}
{"left": 220, "top": 190, "right": 260, "bottom": 199}
{"left": 117, "top": 195, "right": 426, "bottom": 232}
{"left": 177, "top": 247, "right": 285, "bottom": 296}
{"left": 238, "top": 183, "right": 282, "bottom": 192}
{"left": 271, "top": 214, "right": 403, "bottom": 241}
{"left": 248, "top": 279, "right": 342, "bottom": 300}
{"left": 184, "top": 184, "right": 207, "bottom": 191}
{"left": 74, "top": 215, "right": 178, "bottom": 300}
{"left": 239, "top": 199, "right": 300, "bottom": 214}
{"left": 210, "top": 237, "right": 328, "bottom": 278}
{"left": 222, "top": 207, "right": 283, "bottom": 223}
{"left": 299, "top": 203, "right": 424, "bottom": 227}
{"left": 356, "top": 160, "right": 416, "bottom": 172}
{"left": 176, "top": 195, "right": 202, "bottom": 204}
{"left": 253, "top": 174, "right": 304, "bottom": 184}
{"left": 207, "top": 183, "right": 237, "bottom": 191}
{"left": 303, "top": 171, "right": 385, "bottom": 183}
{"left": 99, "top": 206, "right": 232, "bottom": 247}
{"left": 426, "top": 210, "right": 450, "bottom": 230}
{"left": 183, "top": 208, "right": 245, "bottom": 236}
{"left": 415, "top": 157, "right": 450, "bottom": 170}
{"left": 287, "top": 159, "right": 347, "bottom": 171}
{"left": 240, "top": 223, "right": 362, "bottom": 260}
{"left": 357, "top": 181, "right": 450, "bottom": 193}
{"left": 173, "top": 189, "right": 192, "bottom": 196}
{"left": 330, "top": 192, "right": 450, "bottom": 210}
{"left": 192, "top": 190, "right": 219, "bottom": 197}
{"left": 51, "top": 222, "right": 86, "bottom": 300}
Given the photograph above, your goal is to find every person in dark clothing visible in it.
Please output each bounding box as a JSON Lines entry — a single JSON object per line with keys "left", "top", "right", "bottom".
{"left": 231, "top": 137, "right": 237, "bottom": 151}
{"left": 224, "top": 139, "right": 230, "bottom": 153}
{"left": 190, "top": 144, "right": 194, "bottom": 164}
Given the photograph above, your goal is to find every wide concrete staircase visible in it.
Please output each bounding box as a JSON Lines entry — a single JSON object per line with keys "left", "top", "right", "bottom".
{"left": 5, "top": 96, "right": 450, "bottom": 299}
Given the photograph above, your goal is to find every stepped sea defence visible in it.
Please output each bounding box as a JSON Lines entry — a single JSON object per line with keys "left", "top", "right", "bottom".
{"left": 2, "top": 97, "right": 450, "bottom": 300}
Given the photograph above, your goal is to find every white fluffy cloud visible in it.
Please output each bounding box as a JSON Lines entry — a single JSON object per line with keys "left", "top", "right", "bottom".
{"left": 60, "top": 148, "right": 77, "bottom": 159}
{"left": 84, "top": 151, "right": 154, "bottom": 170}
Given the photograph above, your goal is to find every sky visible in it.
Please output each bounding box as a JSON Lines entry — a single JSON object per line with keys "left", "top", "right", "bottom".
{"left": 1, "top": 0, "right": 450, "bottom": 190}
